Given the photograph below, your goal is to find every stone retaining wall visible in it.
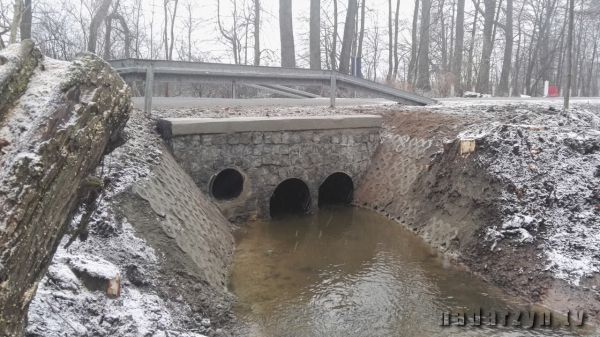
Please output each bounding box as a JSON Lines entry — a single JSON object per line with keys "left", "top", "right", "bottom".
{"left": 166, "top": 128, "right": 380, "bottom": 220}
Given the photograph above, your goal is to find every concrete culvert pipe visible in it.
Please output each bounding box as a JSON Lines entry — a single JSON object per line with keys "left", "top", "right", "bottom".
{"left": 269, "top": 178, "right": 311, "bottom": 217}
{"left": 318, "top": 172, "right": 354, "bottom": 207}
{"left": 211, "top": 168, "right": 244, "bottom": 200}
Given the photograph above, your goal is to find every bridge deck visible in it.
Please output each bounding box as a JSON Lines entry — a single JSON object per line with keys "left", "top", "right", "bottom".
{"left": 159, "top": 114, "right": 382, "bottom": 137}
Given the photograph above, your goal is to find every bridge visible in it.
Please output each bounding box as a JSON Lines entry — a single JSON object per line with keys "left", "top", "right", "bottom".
{"left": 108, "top": 59, "right": 436, "bottom": 111}
{"left": 158, "top": 114, "right": 382, "bottom": 220}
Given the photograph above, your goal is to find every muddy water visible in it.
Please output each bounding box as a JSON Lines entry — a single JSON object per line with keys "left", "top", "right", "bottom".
{"left": 230, "top": 207, "right": 581, "bottom": 337}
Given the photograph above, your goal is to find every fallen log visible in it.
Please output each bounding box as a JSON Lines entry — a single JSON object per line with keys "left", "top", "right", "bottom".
{"left": 0, "top": 42, "right": 131, "bottom": 336}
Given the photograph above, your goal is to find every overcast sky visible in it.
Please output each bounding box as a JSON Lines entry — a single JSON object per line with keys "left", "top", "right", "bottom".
{"left": 138, "top": 0, "right": 416, "bottom": 66}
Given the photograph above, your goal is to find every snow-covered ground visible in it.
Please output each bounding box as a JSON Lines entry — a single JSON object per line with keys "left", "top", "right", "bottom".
{"left": 26, "top": 110, "right": 215, "bottom": 337}
{"left": 445, "top": 102, "right": 600, "bottom": 286}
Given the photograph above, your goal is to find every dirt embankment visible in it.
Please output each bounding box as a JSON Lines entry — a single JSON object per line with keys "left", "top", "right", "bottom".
{"left": 27, "top": 110, "right": 236, "bottom": 337}
{"left": 355, "top": 102, "right": 600, "bottom": 323}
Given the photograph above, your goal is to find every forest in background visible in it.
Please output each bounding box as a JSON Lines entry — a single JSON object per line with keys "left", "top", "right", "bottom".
{"left": 0, "top": 0, "right": 599, "bottom": 98}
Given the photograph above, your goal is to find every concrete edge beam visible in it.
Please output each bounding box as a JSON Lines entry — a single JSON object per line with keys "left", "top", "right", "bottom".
{"left": 158, "top": 115, "right": 382, "bottom": 137}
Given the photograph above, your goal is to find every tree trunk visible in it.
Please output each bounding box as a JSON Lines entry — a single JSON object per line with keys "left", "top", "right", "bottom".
{"left": 564, "top": 0, "right": 574, "bottom": 109}
{"left": 476, "top": 0, "right": 496, "bottom": 94}
{"left": 331, "top": 0, "right": 338, "bottom": 70}
{"left": 164, "top": 0, "right": 169, "bottom": 59}
{"left": 217, "top": 0, "right": 239, "bottom": 64}
{"left": 439, "top": 0, "right": 447, "bottom": 72}
{"left": 357, "top": 0, "right": 366, "bottom": 75}
{"left": 0, "top": 42, "right": 130, "bottom": 337}
{"left": 103, "top": 16, "right": 113, "bottom": 60}
{"left": 387, "top": 0, "right": 393, "bottom": 81}
{"left": 186, "top": 3, "right": 192, "bottom": 61}
{"left": 169, "top": 0, "right": 179, "bottom": 60}
{"left": 19, "top": 0, "right": 31, "bottom": 41}
{"left": 416, "top": 0, "right": 431, "bottom": 90}
{"left": 9, "top": 0, "right": 23, "bottom": 44}
{"left": 88, "top": 0, "right": 112, "bottom": 53}
{"left": 351, "top": 4, "right": 359, "bottom": 72}
{"left": 279, "top": 0, "right": 296, "bottom": 67}
{"left": 490, "top": 0, "right": 503, "bottom": 54}
{"left": 498, "top": 0, "right": 513, "bottom": 96}
{"left": 392, "top": 0, "right": 401, "bottom": 78}
{"left": 556, "top": 5, "right": 569, "bottom": 88}
{"left": 587, "top": 39, "right": 597, "bottom": 97}
{"left": 466, "top": 0, "right": 480, "bottom": 90}
{"left": 448, "top": 0, "right": 456, "bottom": 72}
{"left": 309, "top": 0, "right": 321, "bottom": 69}
{"left": 254, "top": 0, "right": 261, "bottom": 65}
{"left": 115, "top": 14, "right": 131, "bottom": 59}
{"left": 512, "top": 1, "right": 525, "bottom": 95}
{"left": 513, "top": 16, "right": 522, "bottom": 96}
{"left": 407, "top": 0, "right": 420, "bottom": 85}
{"left": 339, "top": 0, "right": 358, "bottom": 74}
{"left": 571, "top": 6, "right": 583, "bottom": 97}
{"left": 452, "top": 0, "right": 465, "bottom": 94}
{"left": 134, "top": 0, "right": 142, "bottom": 58}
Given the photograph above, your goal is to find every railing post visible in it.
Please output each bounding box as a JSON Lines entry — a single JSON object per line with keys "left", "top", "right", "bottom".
{"left": 232, "top": 80, "right": 237, "bottom": 99}
{"left": 144, "top": 65, "right": 154, "bottom": 113}
{"left": 330, "top": 71, "right": 337, "bottom": 108}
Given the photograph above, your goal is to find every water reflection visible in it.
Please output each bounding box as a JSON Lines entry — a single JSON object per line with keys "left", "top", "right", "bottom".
{"left": 230, "top": 206, "right": 586, "bottom": 337}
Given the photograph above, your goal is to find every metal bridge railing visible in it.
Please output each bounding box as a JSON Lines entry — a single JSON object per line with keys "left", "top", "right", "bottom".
{"left": 108, "top": 59, "right": 436, "bottom": 112}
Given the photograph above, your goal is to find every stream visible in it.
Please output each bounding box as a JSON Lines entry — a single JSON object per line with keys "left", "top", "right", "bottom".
{"left": 230, "top": 206, "right": 585, "bottom": 337}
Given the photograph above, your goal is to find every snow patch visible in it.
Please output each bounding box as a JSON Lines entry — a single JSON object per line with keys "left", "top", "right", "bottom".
{"left": 545, "top": 250, "right": 600, "bottom": 286}
{"left": 68, "top": 254, "right": 120, "bottom": 280}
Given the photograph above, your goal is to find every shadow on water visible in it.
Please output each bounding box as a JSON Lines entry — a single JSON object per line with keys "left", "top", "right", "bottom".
{"left": 230, "top": 206, "right": 589, "bottom": 337}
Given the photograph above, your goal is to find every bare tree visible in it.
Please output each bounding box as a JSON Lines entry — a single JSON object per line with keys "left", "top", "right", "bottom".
{"left": 88, "top": 0, "right": 112, "bottom": 53}
{"left": 392, "top": 0, "right": 401, "bottom": 78}
{"left": 254, "top": 0, "right": 260, "bottom": 65}
{"left": 310, "top": 0, "right": 321, "bottom": 69}
{"left": 103, "top": 2, "right": 131, "bottom": 60}
{"left": 279, "top": 0, "right": 296, "bottom": 67}
{"left": 8, "top": 0, "right": 598, "bottom": 99}
{"left": 498, "top": 0, "right": 513, "bottom": 96}
{"left": 179, "top": 0, "right": 209, "bottom": 62}
{"left": 132, "top": 0, "right": 143, "bottom": 58}
{"left": 564, "top": 0, "right": 575, "bottom": 109}
{"left": 163, "top": 0, "right": 178, "bottom": 60}
{"left": 357, "top": 0, "right": 366, "bottom": 77}
{"left": 475, "top": 0, "right": 496, "bottom": 93}
{"left": 331, "top": 0, "right": 338, "bottom": 70}
{"left": 407, "top": 0, "right": 419, "bottom": 85}
{"left": 387, "top": 0, "right": 393, "bottom": 81}
{"left": 217, "top": 0, "right": 240, "bottom": 64}
{"left": 339, "top": 0, "right": 358, "bottom": 74}
{"left": 20, "top": 0, "right": 31, "bottom": 40}
{"left": 416, "top": 0, "right": 431, "bottom": 90}
{"left": 365, "top": 14, "right": 381, "bottom": 80}
{"left": 466, "top": 0, "right": 480, "bottom": 90}
{"left": 452, "top": 0, "right": 465, "bottom": 94}
{"left": 9, "top": 0, "right": 23, "bottom": 44}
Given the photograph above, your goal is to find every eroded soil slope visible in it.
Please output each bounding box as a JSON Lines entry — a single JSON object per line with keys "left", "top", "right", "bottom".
{"left": 355, "top": 101, "right": 600, "bottom": 321}
{"left": 27, "top": 110, "right": 235, "bottom": 337}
